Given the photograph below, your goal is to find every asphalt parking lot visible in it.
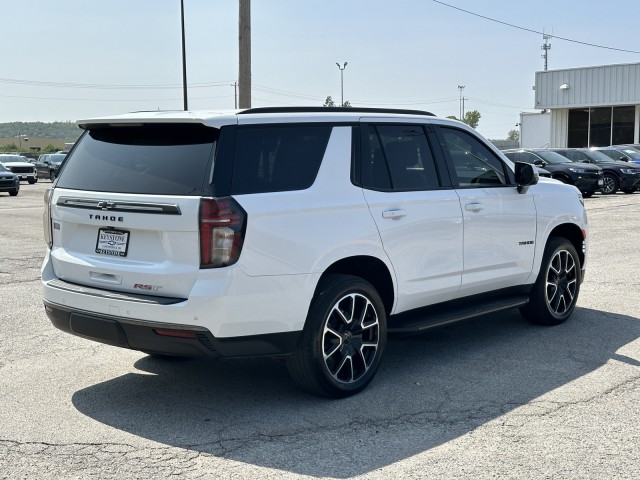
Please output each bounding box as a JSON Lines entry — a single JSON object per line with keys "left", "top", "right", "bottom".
{"left": 1, "top": 181, "right": 638, "bottom": 479}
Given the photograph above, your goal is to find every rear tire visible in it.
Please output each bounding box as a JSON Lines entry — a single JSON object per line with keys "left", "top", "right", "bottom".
{"left": 286, "top": 274, "right": 387, "bottom": 398}
{"left": 9, "top": 189, "right": 18, "bottom": 196}
{"left": 521, "top": 237, "right": 581, "bottom": 326}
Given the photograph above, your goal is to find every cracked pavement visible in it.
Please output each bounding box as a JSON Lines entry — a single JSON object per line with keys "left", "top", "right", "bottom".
{"left": 0, "top": 183, "right": 638, "bottom": 479}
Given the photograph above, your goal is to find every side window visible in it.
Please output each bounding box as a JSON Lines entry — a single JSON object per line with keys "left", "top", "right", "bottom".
{"left": 439, "top": 128, "right": 509, "bottom": 187}
{"left": 563, "top": 150, "right": 586, "bottom": 162}
{"left": 518, "top": 152, "right": 539, "bottom": 164}
{"left": 361, "top": 124, "right": 439, "bottom": 191}
{"left": 231, "top": 125, "right": 332, "bottom": 194}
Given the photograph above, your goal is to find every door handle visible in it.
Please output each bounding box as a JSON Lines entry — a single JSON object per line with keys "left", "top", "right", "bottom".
{"left": 465, "top": 203, "right": 483, "bottom": 212}
{"left": 382, "top": 209, "right": 407, "bottom": 219}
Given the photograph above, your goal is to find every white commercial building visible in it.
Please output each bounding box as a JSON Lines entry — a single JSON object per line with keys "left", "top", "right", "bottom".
{"left": 521, "top": 62, "right": 640, "bottom": 148}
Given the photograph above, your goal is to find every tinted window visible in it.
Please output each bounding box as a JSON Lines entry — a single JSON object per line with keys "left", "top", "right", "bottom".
{"left": 56, "top": 124, "right": 217, "bottom": 195}
{"left": 361, "top": 124, "right": 439, "bottom": 191}
{"left": 439, "top": 128, "right": 508, "bottom": 187}
{"left": 560, "top": 150, "right": 588, "bottom": 162}
{"left": 231, "top": 125, "right": 331, "bottom": 194}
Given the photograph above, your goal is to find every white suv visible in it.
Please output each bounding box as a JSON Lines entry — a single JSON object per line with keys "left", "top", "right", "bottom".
{"left": 42, "top": 107, "right": 588, "bottom": 397}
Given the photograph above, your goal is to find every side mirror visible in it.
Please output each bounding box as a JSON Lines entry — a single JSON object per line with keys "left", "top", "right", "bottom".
{"left": 515, "top": 162, "right": 539, "bottom": 193}
{"left": 620, "top": 156, "right": 628, "bottom": 162}
{"left": 533, "top": 159, "right": 547, "bottom": 167}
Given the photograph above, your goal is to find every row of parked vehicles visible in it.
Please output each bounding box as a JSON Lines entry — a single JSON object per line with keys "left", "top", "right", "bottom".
{"left": 0, "top": 152, "right": 66, "bottom": 196}
{"left": 502, "top": 145, "right": 640, "bottom": 197}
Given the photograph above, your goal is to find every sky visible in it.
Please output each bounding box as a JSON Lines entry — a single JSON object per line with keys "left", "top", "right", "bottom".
{"left": 2, "top": 0, "right": 640, "bottom": 139}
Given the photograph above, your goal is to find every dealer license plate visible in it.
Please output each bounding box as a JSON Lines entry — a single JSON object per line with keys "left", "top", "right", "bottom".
{"left": 95, "top": 228, "right": 129, "bottom": 257}
{"left": 598, "top": 179, "right": 604, "bottom": 186}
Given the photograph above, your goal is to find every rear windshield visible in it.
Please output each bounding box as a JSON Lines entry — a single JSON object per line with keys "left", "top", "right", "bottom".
{"left": 56, "top": 124, "right": 217, "bottom": 195}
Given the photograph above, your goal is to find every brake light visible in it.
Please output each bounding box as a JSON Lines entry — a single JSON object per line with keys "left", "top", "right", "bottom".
{"left": 199, "top": 197, "right": 247, "bottom": 268}
{"left": 43, "top": 188, "right": 53, "bottom": 248}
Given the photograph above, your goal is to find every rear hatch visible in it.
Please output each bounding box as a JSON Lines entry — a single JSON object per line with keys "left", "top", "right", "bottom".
{"left": 49, "top": 123, "right": 218, "bottom": 299}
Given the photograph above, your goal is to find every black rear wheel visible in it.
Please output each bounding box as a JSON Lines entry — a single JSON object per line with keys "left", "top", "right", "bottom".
{"left": 286, "top": 274, "right": 387, "bottom": 398}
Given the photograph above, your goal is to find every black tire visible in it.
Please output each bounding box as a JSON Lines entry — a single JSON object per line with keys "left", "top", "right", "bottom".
{"left": 9, "top": 189, "right": 18, "bottom": 197}
{"left": 520, "top": 237, "right": 581, "bottom": 326}
{"left": 50, "top": 171, "right": 56, "bottom": 181}
{"left": 286, "top": 274, "right": 387, "bottom": 398}
{"left": 28, "top": 178, "right": 37, "bottom": 184}
{"left": 622, "top": 188, "right": 635, "bottom": 194}
{"left": 601, "top": 173, "right": 619, "bottom": 194}
{"left": 582, "top": 191, "right": 594, "bottom": 198}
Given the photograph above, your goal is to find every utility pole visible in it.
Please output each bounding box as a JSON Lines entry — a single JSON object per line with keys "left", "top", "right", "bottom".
{"left": 238, "top": 0, "right": 251, "bottom": 108}
{"left": 541, "top": 34, "right": 551, "bottom": 71}
{"left": 180, "top": 0, "right": 188, "bottom": 110}
{"left": 458, "top": 85, "right": 465, "bottom": 120}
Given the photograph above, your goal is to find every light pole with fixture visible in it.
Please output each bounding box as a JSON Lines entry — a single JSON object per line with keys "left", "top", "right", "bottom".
{"left": 336, "top": 62, "right": 348, "bottom": 107}
{"left": 180, "top": 0, "right": 188, "bottom": 110}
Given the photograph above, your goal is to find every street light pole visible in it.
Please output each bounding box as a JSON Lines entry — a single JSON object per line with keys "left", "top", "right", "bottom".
{"left": 336, "top": 62, "right": 347, "bottom": 107}
{"left": 458, "top": 85, "right": 465, "bottom": 120}
{"left": 180, "top": 0, "right": 188, "bottom": 111}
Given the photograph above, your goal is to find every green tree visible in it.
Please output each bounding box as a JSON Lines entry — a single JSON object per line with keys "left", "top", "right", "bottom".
{"left": 446, "top": 111, "right": 480, "bottom": 128}
{"left": 2, "top": 143, "right": 18, "bottom": 151}
{"left": 43, "top": 144, "right": 58, "bottom": 153}
{"left": 462, "top": 110, "right": 481, "bottom": 129}
{"left": 507, "top": 129, "right": 520, "bottom": 141}
{"left": 323, "top": 96, "right": 336, "bottom": 107}
{"left": 323, "top": 96, "right": 351, "bottom": 107}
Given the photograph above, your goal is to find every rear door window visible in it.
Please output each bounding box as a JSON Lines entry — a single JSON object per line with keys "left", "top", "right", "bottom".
{"left": 55, "top": 124, "right": 218, "bottom": 195}
{"left": 360, "top": 124, "right": 441, "bottom": 191}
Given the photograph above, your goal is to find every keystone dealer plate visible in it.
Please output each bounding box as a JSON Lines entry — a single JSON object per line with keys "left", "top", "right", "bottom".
{"left": 95, "top": 228, "right": 129, "bottom": 257}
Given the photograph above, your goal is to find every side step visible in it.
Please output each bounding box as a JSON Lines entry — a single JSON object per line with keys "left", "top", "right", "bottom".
{"left": 388, "top": 294, "right": 530, "bottom": 333}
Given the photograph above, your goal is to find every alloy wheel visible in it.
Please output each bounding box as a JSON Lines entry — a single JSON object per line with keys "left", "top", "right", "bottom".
{"left": 545, "top": 249, "right": 577, "bottom": 316}
{"left": 322, "top": 293, "right": 380, "bottom": 384}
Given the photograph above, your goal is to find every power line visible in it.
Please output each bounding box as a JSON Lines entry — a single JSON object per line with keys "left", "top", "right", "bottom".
{"left": 432, "top": 0, "right": 640, "bottom": 54}
{"left": 0, "top": 77, "right": 234, "bottom": 90}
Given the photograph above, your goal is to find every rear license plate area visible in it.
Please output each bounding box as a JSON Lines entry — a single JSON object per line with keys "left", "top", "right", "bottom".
{"left": 95, "top": 228, "right": 130, "bottom": 257}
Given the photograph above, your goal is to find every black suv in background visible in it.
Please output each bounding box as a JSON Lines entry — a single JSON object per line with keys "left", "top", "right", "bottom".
{"left": 550, "top": 148, "right": 640, "bottom": 194}
{"left": 35, "top": 153, "right": 67, "bottom": 181}
{"left": 594, "top": 146, "right": 640, "bottom": 164}
{"left": 502, "top": 149, "right": 603, "bottom": 197}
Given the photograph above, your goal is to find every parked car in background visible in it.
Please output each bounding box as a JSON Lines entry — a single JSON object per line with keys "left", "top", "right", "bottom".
{"left": 551, "top": 148, "right": 640, "bottom": 194}
{"left": 0, "top": 154, "right": 38, "bottom": 184}
{"left": 502, "top": 148, "right": 603, "bottom": 197}
{"left": 594, "top": 146, "right": 640, "bottom": 164}
{"left": 35, "top": 153, "right": 67, "bottom": 181}
{"left": 0, "top": 163, "right": 20, "bottom": 196}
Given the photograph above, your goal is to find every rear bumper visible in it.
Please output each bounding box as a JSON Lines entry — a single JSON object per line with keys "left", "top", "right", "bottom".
{"left": 619, "top": 176, "right": 640, "bottom": 190}
{"left": 44, "top": 301, "right": 300, "bottom": 358}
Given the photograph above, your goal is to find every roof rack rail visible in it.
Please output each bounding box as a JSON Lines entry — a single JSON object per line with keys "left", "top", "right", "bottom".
{"left": 239, "top": 106, "right": 435, "bottom": 116}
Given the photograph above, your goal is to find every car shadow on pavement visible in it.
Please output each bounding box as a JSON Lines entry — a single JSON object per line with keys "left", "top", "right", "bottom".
{"left": 71, "top": 307, "right": 639, "bottom": 478}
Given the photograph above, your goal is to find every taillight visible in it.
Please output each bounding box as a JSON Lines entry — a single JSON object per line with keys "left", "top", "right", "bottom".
{"left": 43, "top": 188, "right": 53, "bottom": 248}
{"left": 199, "top": 197, "right": 247, "bottom": 268}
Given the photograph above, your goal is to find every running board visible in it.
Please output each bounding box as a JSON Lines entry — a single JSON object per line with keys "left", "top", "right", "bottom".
{"left": 388, "top": 294, "right": 530, "bottom": 333}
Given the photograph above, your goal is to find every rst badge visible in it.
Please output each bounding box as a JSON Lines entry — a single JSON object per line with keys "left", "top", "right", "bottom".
{"left": 95, "top": 228, "right": 129, "bottom": 257}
